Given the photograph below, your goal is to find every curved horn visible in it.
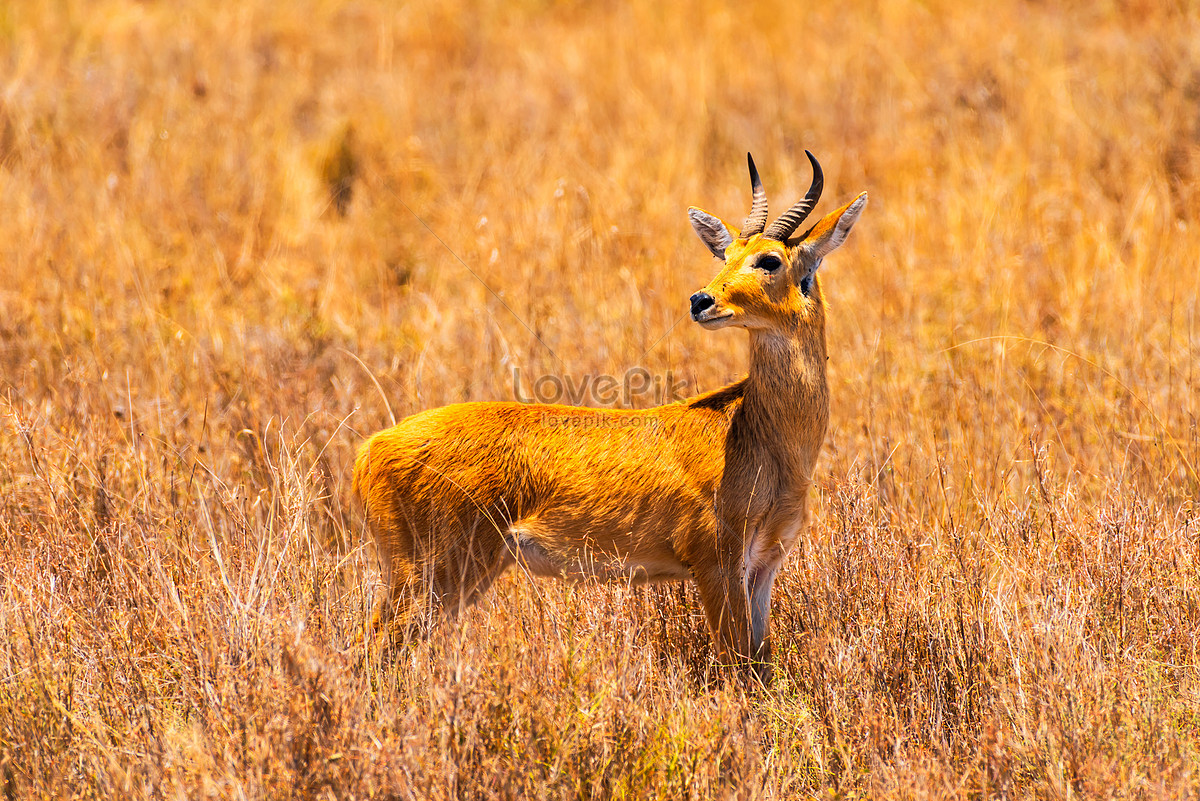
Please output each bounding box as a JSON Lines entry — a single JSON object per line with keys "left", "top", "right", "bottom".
{"left": 763, "top": 150, "right": 824, "bottom": 241}
{"left": 740, "top": 153, "right": 769, "bottom": 238}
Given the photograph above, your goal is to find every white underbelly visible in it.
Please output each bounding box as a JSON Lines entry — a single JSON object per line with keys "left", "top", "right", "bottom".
{"left": 508, "top": 535, "right": 690, "bottom": 583}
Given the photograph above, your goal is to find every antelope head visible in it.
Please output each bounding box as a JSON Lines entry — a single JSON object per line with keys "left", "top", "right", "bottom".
{"left": 687, "top": 152, "right": 867, "bottom": 331}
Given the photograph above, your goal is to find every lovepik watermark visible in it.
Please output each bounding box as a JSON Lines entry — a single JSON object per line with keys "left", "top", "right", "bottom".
{"left": 512, "top": 367, "right": 688, "bottom": 406}
{"left": 539, "top": 413, "right": 662, "bottom": 430}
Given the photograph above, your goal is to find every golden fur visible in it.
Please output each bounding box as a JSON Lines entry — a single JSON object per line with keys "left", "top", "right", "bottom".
{"left": 354, "top": 166, "right": 867, "bottom": 683}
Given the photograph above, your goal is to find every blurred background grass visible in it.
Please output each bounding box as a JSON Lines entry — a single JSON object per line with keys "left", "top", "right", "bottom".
{"left": 2, "top": 0, "right": 1199, "bottom": 797}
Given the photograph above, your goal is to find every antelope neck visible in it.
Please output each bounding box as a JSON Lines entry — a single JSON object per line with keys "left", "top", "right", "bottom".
{"left": 739, "top": 321, "right": 829, "bottom": 465}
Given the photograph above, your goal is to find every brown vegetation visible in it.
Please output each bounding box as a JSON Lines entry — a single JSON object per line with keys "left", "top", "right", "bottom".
{"left": 1, "top": 0, "right": 1199, "bottom": 797}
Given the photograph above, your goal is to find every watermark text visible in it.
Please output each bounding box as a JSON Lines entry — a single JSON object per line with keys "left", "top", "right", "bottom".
{"left": 512, "top": 367, "right": 688, "bottom": 406}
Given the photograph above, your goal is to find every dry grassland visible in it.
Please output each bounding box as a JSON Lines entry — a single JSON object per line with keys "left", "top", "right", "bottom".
{"left": 3, "top": 0, "right": 1200, "bottom": 797}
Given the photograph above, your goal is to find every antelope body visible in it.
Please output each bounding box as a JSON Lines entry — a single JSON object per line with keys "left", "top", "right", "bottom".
{"left": 353, "top": 153, "right": 866, "bottom": 682}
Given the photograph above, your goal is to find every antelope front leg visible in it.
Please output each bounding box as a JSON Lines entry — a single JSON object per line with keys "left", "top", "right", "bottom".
{"left": 747, "top": 562, "right": 780, "bottom": 685}
{"left": 692, "top": 559, "right": 758, "bottom": 682}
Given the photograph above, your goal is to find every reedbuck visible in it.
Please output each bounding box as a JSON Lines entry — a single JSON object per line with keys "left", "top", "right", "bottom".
{"left": 354, "top": 153, "right": 866, "bottom": 683}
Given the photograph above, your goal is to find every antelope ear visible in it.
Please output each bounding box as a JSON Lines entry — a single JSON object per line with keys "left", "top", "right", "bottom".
{"left": 797, "top": 192, "right": 867, "bottom": 261}
{"left": 688, "top": 207, "right": 737, "bottom": 260}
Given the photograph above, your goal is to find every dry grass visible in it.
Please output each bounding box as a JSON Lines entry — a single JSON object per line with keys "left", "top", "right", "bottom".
{"left": 2, "top": 0, "right": 1200, "bottom": 797}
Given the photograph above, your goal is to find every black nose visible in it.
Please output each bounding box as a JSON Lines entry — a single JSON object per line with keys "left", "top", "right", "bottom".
{"left": 690, "top": 292, "right": 715, "bottom": 319}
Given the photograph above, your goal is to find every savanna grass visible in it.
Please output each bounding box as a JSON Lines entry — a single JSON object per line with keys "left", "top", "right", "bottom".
{"left": 2, "top": 0, "right": 1200, "bottom": 797}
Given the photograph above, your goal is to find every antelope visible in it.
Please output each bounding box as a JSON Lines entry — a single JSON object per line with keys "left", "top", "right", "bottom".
{"left": 353, "top": 153, "right": 866, "bottom": 683}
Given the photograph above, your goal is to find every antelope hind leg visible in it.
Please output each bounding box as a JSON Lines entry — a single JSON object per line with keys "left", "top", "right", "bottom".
{"left": 368, "top": 560, "right": 432, "bottom": 649}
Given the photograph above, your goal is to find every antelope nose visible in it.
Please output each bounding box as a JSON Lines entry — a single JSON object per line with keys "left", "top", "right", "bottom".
{"left": 690, "top": 292, "right": 715, "bottom": 319}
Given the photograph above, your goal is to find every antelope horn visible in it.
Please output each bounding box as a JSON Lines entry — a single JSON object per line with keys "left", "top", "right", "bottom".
{"left": 763, "top": 150, "right": 824, "bottom": 241}
{"left": 740, "top": 153, "right": 769, "bottom": 238}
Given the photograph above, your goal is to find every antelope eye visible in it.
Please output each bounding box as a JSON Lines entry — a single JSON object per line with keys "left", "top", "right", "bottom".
{"left": 757, "top": 254, "right": 782, "bottom": 272}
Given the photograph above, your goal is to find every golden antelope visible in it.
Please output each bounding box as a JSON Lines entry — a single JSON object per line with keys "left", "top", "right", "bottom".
{"left": 353, "top": 153, "right": 867, "bottom": 683}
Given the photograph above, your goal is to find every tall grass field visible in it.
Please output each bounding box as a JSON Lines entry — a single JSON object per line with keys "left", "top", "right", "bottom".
{"left": 2, "top": 0, "right": 1199, "bottom": 797}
